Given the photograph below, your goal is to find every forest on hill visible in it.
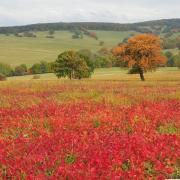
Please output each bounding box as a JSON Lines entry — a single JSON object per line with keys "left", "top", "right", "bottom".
{"left": 0, "top": 19, "right": 180, "bottom": 34}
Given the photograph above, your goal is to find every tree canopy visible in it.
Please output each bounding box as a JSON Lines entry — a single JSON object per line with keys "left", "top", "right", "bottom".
{"left": 113, "top": 34, "right": 167, "bottom": 81}
{"left": 54, "top": 51, "right": 94, "bottom": 79}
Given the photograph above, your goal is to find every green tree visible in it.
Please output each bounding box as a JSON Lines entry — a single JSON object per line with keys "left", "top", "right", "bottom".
{"left": 173, "top": 53, "right": 180, "bottom": 68}
{"left": 54, "top": 51, "right": 94, "bottom": 79}
{"left": 0, "top": 63, "right": 13, "bottom": 76}
{"left": 29, "top": 63, "right": 42, "bottom": 74}
{"left": 164, "top": 51, "right": 173, "bottom": 59}
{"left": 40, "top": 61, "right": 50, "bottom": 73}
{"left": 164, "top": 51, "right": 174, "bottom": 67}
{"left": 94, "top": 56, "right": 112, "bottom": 68}
{"left": 78, "top": 49, "right": 95, "bottom": 72}
{"left": 29, "top": 61, "right": 52, "bottom": 74}
{"left": 14, "top": 64, "right": 27, "bottom": 76}
{"left": 94, "top": 48, "right": 114, "bottom": 68}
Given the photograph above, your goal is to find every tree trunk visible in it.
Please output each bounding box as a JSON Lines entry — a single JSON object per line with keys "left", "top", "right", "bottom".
{"left": 139, "top": 68, "right": 145, "bottom": 81}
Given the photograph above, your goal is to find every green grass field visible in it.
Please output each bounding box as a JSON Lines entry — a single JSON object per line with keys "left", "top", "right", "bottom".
{"left": 7, "top": 67, "right": 180, "bottom": 82}
{"left": 0, "top": 30, "right": 136, "bottom": 66}
{"left": 0, "top": 30, "right": 178, "bottom": 67}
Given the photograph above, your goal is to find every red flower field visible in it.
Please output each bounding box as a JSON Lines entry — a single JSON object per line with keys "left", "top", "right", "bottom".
{"left": 0, "top": 81, "right": 179, "bottom": 179}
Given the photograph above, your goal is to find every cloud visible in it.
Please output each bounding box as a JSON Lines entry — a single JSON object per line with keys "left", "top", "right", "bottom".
{"left": 0, "top": 0, "right": 179, "bottom": 26}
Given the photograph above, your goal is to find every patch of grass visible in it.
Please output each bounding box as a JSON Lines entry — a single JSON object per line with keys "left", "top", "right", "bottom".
{"left": 93, "top": 119, "right": 101, "bottom": 128}
{"left": 121, "top": 160, "right": 131, "bottom": 171}
{"left": 65, "top": 154, "right": 76, "bottom": 165}
{"left": 157, "top": 123, "right": 179, "bottom": 135}
{"left": 144, "top": 161, "right": 155, "bottom": 176}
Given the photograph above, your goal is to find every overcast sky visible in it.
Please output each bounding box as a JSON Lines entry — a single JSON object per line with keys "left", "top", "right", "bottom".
{"left": 0, "top": 0, "right": 180, "bottom": 27}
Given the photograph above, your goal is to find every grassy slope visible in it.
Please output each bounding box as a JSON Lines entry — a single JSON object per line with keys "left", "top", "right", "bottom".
{"left": 0, "top": 30, "right": 134, "bottom": 66}
{"left": 0, "top": 30, "right": 179, "bottom": 67}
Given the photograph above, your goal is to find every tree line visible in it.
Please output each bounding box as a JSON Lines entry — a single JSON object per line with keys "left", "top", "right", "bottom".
{"left": 0, "top": 47, "right": 180, "bottom": 81}
{"left": 0, "top": 61, "right": 54, "bottom": 78}
{"left": 0, "top": 49, "right": 115, "bottom": 79}
{"left": 0, "top": 19, "right": 180, "bottom": 35}
{"left": 0, "top": 34, "right": 180, "bottom": 81}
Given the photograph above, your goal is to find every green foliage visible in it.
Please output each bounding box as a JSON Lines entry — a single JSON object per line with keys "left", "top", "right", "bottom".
{"left": 121, "top": 160, "right": 131, "bottom": 171}
{"left": 93, "top": 48, "right": 115, "bottom": 68}
{"left": 1, "top": 19, "right": 179, "bottom": 34}
{"left": 163, "top": 36, "right": 180, "bottom": 49}
{"left": 144, "top": 161, "right": 155, "bottom": 176}
{"left": 14, "top": 64, "right": 28, "bottom": 76}
{"left": 164, "top": 51, "right": 173, "bottom": 60}
{"left": 173, "top": 53, "right": 180, "bottom": 68}
{"left": 166, "top": 53, "right": 180, "bottom": 67}
{"left": 167, "top": 58, "right": 175, "bottom": 67}
{"left": 30, "top": 63, "right": 42, "bottom": 74}
{"left": 65, "top": 154, "right": 76, "bottom": 165}
{"left": 0, "top": 62, "right": 13, "bottom": 76}
{"left": 30, "top": 61, "right": 53, "bottom": 74}
{"left": 128, "top": 66, "right": 139, "bottom": 74}
{"left": 78, "top": 49, "right": 94, "bottom": 59}
{"left": 164, "top": 32, "right": 173, "bottom": 38}
{"left": 171, "top": 164, "right": 180, "bottom": 179}
{"left": 157, "top": 124, "right": 179, "bottom": 135}
{"left": 45, "top": 168, "right": 54, "bottom": 176}
{"left": 94, "top": 55, "right": 112, "bottom": 68}
{"left": 55, "top": 51, "right": 94, "bottom": 79}
{"left": 78, "top": 49, "right": 95, "bottom": 73}
{"left": 93, "top": 119, "right": 101, "bottom": 128}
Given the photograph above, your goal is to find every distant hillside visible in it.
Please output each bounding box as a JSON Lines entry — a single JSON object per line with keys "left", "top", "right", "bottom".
{"left": 0, "top": 19, "right": 180, "bottom": 34}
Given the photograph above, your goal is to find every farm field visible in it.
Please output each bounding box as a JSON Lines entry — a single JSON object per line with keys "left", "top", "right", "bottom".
{"left": 0, "top": 30, "right": 135, "bottom": 66}
{"left": 0, "top": 68, "right": 180, "bottom": 179}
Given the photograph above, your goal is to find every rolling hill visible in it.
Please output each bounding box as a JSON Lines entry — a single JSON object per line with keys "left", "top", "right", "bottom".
{"left": 0, "top": 30, "right": 136, "bottom": 66}
{"left": 0, "top": 19, "right": 180, "bottom": 34}
{"left": 0, "top": 19, "right": 179, "bottom": 66}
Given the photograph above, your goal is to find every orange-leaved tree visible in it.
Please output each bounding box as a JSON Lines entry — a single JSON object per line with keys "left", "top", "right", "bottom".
{"left": 113, "top": 34, "right": 167, "bottom": 81}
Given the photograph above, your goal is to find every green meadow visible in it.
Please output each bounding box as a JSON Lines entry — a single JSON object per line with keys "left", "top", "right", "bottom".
{"left": 7, "top": 67, "right": 180, "bottom": 82}
{"left": 0, "top": 30, "right": 135, "bottom": 66}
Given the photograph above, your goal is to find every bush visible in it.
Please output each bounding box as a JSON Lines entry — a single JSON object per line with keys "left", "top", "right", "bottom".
{"left": 0, "top": 73, "right": 7, "bottom": 81}
{"left": 0, "top": 63, "right": 13, "bottom": 76}
{"left": 14, "top": 64, "right": 28, "bottom": 76}
{"left": 168, "top": 53, "right": 180, "bottom": 68}
{"left": 128, "top": 67, "right": 139, "bottom": 74}
{"left": 29, "top": 61, "right": 52, "bottom": 74}
{"left": 94, "top": 55, "right": 112, "bottom": 68}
